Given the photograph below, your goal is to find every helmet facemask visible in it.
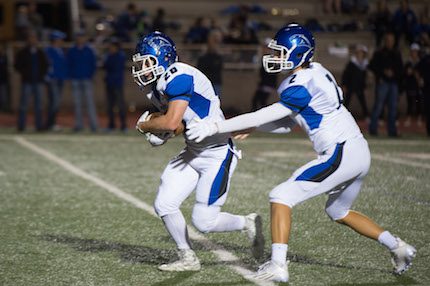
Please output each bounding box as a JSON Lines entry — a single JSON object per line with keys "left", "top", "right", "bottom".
{"left": 132, "top": 53, "right": 165, "bottom": 87}
{"left": 263, "top": 40, "right": 296, "bottom": 73}
{"left": 263, "top": 39, "right": 314, "bottom": 73}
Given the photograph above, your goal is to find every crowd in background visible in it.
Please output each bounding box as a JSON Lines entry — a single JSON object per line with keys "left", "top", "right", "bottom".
{"left": 342, "top": 33, "right": 430, "bottom": 137}
{"left": 0, "top": 0, "right": 429, "bottom": 137}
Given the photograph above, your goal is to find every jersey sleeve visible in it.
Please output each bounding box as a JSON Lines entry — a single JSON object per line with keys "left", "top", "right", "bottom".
{"left": 164, "top": 73, "right": 194, "bottom": 102}
{"left": 279, "top": 85, "right": 312, "bottom": 113}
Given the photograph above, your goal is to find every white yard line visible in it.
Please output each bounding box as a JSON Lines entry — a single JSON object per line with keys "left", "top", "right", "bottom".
{"left": 372, "top": 154, "right": 430, "bottom": 170}
{"left": 14, "top": 136, "right": 274, "bottom": 286}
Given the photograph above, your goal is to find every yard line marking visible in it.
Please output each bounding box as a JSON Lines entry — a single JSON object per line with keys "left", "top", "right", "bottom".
{"left": 372, "top": 154, "right": 430, "bottom": 169}
{"left": 14, "top": 136, "right": 274, "bottom": 286}
{"left": 399, "top": 152, "right": 430, "bottom": 160}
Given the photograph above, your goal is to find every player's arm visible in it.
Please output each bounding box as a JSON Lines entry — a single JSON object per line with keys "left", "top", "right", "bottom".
{"left": 137, "top": 100, "right": 187, "bottom": 135}
{"left": 256, "top": 116, "right": 296, "bottom": 134}
{"left": 186, "top": 102, "right": 293, "bottom": 142}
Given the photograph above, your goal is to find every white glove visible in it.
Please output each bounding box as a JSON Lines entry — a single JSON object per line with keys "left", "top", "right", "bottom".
{"left": 185, "top": 118, "right": 218, "bottom": 143}
{"left": 136, "top": 111, "right": 150, "bottom": 134}
{"left": 145, "top": 132, "right": 170, "bottom": 146}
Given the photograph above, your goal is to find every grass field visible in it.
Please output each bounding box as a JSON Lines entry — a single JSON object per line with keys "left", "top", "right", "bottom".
{"left": 0, "top": 132, "right": 429, "bottom": 286}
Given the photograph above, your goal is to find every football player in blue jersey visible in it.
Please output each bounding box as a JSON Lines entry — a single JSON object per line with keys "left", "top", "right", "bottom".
{"left": 186, "top": 24, "right": 416, "bottom": 282}
{"left": 132, "top": 32, "right": 265, "bottom": 272}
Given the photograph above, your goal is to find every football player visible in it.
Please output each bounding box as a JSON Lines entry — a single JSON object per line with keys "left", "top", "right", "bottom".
{"left": 132, "top": 32, "right": 265, "bottom": 271}
{"left": 186, "top": 24, "right": 416, "bottom": 282}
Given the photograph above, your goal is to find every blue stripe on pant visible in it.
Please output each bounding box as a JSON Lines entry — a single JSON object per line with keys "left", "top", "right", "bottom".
{"left": 208, "top": 148, "right": 234, "bottom": 205}
{"left": 295, "top": 142, "right": 345, "bottom": 182}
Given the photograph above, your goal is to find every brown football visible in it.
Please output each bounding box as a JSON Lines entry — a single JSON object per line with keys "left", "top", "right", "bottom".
{"left": 148, "top": 112, "right": 184, "bottom": 136}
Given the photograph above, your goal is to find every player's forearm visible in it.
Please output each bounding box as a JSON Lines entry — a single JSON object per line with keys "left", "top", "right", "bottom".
{"left": 215, "top": 103, "right": 293, "bottom": 134}
{"left": 256, "top": 116, "right": 296, "bottom": 134}
{"left": 138, "top": 116, "right": 180, "bottom": 133}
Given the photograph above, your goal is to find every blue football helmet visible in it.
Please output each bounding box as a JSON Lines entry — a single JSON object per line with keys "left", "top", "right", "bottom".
{"left": 132, "top": 31, "right": 178, "bottom": 87}
{"left": 263, "top": 23, "right": 315, "bottom": 73}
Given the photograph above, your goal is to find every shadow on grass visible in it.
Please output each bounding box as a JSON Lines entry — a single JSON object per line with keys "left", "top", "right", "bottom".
{"left": 40, "top": 233, "right": 178, "bottom": 265}
{"left": 332, "top": 275, "right": 420, "bottom": 285}
{"left": 40, "top": 233, "right": 416, "bottom": 285}
{"left": 39, "top": 234, "right": 252, "bottom": 286}
{"left": 39, "top": 233, "right": 239, "bottom": 268}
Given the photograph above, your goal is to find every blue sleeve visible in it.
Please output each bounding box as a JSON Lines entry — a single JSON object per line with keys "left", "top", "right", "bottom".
{"left": 165, "top": 74, "right": 194, "bottom": 101}
{"left": 279, "top": 85, "right": 312, "bottom": 112}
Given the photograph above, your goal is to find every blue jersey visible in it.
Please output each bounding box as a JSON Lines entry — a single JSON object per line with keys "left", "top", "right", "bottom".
{"left": 151, "top": 62, "right": 230, "bottom": 149}
{"left": 278, "top": 62, "right": 362, "bottom": 153}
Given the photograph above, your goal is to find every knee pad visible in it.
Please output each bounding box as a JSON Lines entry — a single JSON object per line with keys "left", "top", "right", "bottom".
{"left": 191, "top": 203, "right": 220, "bottom": 233}
{"left": 269, "top": 187, "right": 295, "bottom": 208}
{"left": 325, "top": 205, "right": 350, "bottom": 221}
{"left": 154, "top": 196, "right": 180, "bottom": 217}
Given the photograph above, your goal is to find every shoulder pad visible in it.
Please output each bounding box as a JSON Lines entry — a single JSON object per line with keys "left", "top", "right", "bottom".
{"left": 157, "top": 62, "right": 194, "bottom": 101}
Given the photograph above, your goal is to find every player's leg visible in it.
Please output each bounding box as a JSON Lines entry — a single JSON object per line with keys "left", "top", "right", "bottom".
{"left": 253, "top": 156, "right": 333, "bottom": 282}
{"left": 326, "top": 178, "right": 417, "bottom": 275}
{"left": 326, "top": 178, "right": 383, "bottom": 239}
{"left": 253, "top": 140, "right": 366, "bottom": 282}
{"left": 154, "top": 151, "right": 201, "bottom": 271}
{"left": 191, "top": 145, "right": 265, "bottom": 258}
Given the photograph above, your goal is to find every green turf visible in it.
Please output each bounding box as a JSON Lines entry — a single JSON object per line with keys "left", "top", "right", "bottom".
{"left": 0, "top": 133, "right": 429, "bottom": 286}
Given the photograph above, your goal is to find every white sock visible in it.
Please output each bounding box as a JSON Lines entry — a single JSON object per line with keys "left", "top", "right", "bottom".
{"left": 211, "top": 212, "right": 246, "bottom": 232}
{"left": 378, "top": 231, "right": 398, "bottom": 250}
{"left": 271, "top": 243, "right": 288, "bottom": 266}
{"left": 162, "top": 211, "right": 191, "bottom": 250}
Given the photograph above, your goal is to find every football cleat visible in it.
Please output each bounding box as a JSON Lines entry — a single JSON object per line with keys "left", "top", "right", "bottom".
{"left": 249, "top": 260, "right": 289, "bottom": 282}
{"left": 158, "top": 249, "right": 201, "bottom": 272}
{"left": 244, "top": 213, "right": 265, "bottom": 259}
{"left": 391, "top": 238, "right": 416, "bottom": 275}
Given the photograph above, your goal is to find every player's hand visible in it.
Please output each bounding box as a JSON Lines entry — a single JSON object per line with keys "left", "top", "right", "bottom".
{"left": 232, "top": 128, "right": 255, "bottom": 140}
{"left": 145, "top": 132, "right": 169, "bottom": 147}
{"left": 136, "top": 111, "right": 150, "bottom": 133}
{"left": 186, "top": 118, "right": 218, "bottom": 143}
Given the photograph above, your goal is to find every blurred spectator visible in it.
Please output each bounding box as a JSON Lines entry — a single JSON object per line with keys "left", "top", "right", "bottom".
{"left": 28, "top": 2, "right": 44, "bottom": 40}
{"left": 221, "top": 4, "right": 266, "bottom": 15}
{"left": 103, "top": 39, "right": 127, "bottom": 132}
{"left": 305, "top": 18, "right": 325, "bottom": 32}
{"left": 152, "top": 8, "right": 167, "bottom": 33}
{"left": 368, "top": 32, "right": 403, "bottom": 137}
{"left": 341, "top": 0, "right": 369, "bottom": 14}
{"left": 83, "top": 0, "right": 103, "bottom": 11}
{"left": 369, "top": 0, "right": 392, "bottom": 47}
{"left": 197, "top": 30, "right": 224, "bottom": 97}
{"left": 414, "top": 13, "right": 430, "bottom": 43}
{"left": 114, "top": 2, "right": 141, "bottom": 42}
{"left": 67, "top": 32, "right": 98, "bottom": 132}
{"left": 45, "top": 30, "right": 68, "bottom": 131}
{"left": 416, "top": 50, "right": 430, "bottom": 136}
{"left": 185, "top": 17, "right": 210, "bottom": 44}
{"left": 15, "top": 5, "right": 30, "bottom": 40}
{"left": 392, "top": 0, "right": 417, "bottom": 45}
{"left": 136, "top": 11, "right": 151, "bottom": 38}
{"left": 417, "top": 31, "right": 430, "bottom": 53}
{"left": 323, "top": 0, "right": 341, "bottom": 14}
{"left": 341, "top": 44, "right": 369, "bottom": 119}
{"left": 0, "top": 45, "right": 10, "bottom": 112}
{"left": 403, "top": 43, "right": 423, "bottom": 127}
{"left": 252, "top": 39, "right": 277, "bottom": 111}
{"left": 224, "top": 8, "right": 258, "bottom": 44}
{"left": 14, "top": 32, "right": 49, "bottom": 132}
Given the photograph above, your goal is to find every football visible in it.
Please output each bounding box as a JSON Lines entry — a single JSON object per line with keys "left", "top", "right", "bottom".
{"left": 147, "top": 112, "right": 185, "bottom": 136}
